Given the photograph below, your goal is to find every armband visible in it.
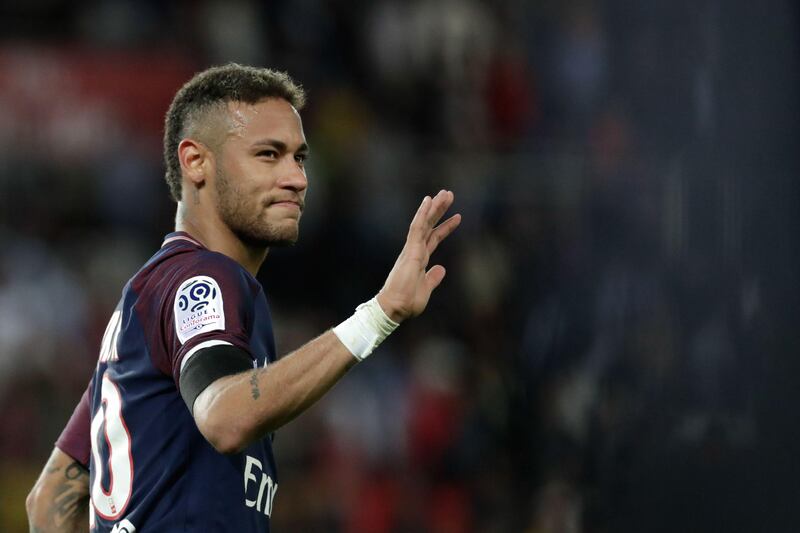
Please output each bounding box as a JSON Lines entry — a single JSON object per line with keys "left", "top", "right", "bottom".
{"left": 332, "top": 297, "right": 399, "bottom": 361}
{"left": 179, "top": 344, "right": 253, "bottom": 412}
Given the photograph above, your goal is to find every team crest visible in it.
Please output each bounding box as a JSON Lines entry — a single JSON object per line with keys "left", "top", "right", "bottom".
{"left": 174, "top": 276, "right": 225, "bottom": 343}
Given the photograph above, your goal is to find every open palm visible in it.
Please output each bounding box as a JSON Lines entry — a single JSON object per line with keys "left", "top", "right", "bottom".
{"left": 377, "top": 190, "right": 461, "bottom": 323}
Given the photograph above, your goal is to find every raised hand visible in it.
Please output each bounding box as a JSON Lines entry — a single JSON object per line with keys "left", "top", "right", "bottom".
{"left": 377, "top": 190, "right": 461, "bottom": 323}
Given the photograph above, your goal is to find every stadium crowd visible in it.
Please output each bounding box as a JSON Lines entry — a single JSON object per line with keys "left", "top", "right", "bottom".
{"left": 0, "top": 0, "right": 796, "bottom": 531}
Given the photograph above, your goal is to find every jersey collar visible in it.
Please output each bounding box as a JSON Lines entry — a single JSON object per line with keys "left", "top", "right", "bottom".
{"left": 162, "top": 231, "right": 205, "bottom": 249}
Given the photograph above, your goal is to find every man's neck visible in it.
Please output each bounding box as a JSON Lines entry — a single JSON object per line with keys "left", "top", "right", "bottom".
{"left": 175, "top": 202, "right": 268, "bottom": 276}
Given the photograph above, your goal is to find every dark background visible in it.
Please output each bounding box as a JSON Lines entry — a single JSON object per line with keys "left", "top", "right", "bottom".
{"left": 0, "top": 0, "right": 797, "bottom": 531}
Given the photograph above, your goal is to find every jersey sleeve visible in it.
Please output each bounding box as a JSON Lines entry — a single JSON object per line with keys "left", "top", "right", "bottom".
{"left": 162, "top": 254, "right": 260, "bottom": 386}
{"left": 54, "top": 387, "right": 91, "bottom": 467}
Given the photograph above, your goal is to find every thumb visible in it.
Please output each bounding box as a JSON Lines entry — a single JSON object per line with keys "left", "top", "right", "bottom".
{"left": 424, "top": 265, "right": 447, "bottom": 293}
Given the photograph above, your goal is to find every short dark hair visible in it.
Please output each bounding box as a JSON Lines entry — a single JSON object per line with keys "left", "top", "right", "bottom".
{"left": 163, "top": 63, "right": 306, "bottom": 202}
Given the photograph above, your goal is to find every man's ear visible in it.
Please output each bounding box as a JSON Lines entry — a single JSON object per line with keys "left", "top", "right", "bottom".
{"left": 178, "top": 139, "right": 213, "bottom": 189}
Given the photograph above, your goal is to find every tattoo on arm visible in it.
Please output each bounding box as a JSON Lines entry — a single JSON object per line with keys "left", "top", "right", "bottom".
{"left": 45, "top": 461, "right": 89, "bottom": 531}
{"left": 250, "top": 368, "right": 266, "bottom": 400}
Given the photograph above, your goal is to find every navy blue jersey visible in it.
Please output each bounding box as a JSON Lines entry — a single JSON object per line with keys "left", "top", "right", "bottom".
{"left": 57, "top": 232, "right": 279, "bottom": 532}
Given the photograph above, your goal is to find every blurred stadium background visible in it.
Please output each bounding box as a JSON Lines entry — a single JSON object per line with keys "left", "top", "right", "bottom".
{"left": 0, "top": 1, "right": 798, "bottom": 531}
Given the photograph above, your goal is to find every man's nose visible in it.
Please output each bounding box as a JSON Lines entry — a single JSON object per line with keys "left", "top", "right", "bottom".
{"left": 279, "top": 159, "right": 308, "bottom": 192}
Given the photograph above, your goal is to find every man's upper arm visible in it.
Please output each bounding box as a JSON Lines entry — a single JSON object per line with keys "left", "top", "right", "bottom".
{"left": 158, "top": 255, "right": 261, "bottom": 417}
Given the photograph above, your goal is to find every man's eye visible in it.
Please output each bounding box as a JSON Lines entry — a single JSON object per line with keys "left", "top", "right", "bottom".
{"left": 295, "top": 154, "right": 308, "bottom": 164}
{"left": 257, "top": 150, "right": 278, "bottom": 159}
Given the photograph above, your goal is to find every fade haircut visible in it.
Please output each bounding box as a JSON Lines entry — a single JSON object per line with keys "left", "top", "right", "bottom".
{"left": 163, "top": 63, "right": 306, "bottom": 202}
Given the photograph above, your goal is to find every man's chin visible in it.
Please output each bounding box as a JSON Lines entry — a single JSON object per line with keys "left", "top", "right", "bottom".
{"left": 235, "top": 226, "right": 299, "bottom": 248}
{"left": 267, "top": 236, "right": 299, "bottom": 247}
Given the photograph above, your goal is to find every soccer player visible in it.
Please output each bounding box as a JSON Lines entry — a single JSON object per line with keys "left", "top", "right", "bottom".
{"left": 26, "top": 64, "right": 460, "bottom": 532}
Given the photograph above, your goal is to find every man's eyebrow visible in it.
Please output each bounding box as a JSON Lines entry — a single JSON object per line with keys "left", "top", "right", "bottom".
{"left": 252, "top": 139, "right": 310, "bottom": 154}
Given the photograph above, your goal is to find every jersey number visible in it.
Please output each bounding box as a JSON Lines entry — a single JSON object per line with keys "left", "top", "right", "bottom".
{"left": 90, "top": 313, "right": 134, "bottom": 520}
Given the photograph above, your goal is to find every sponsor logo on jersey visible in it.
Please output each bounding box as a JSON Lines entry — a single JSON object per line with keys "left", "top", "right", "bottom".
{"left": 244, "top": 455, "right": 278, "bottom": 517}
{"left": 174, "top": 276, "right": 226, "bottom": 344}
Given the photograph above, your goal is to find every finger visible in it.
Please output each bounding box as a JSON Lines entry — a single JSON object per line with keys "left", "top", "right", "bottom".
{"left": 407, "top": 196, "right": 432, "bottom": 241}
{"left": 425, "top": 190, "right": 454, "bottom": 231}
{"left": 427, "top": 213, "right": 462, "bottom": 255}
{"left": 424, "top": 264, "right": 447, "bottom": 293}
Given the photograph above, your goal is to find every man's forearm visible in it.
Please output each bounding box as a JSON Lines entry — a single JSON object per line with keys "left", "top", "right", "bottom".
{"left": 193, "top": 329, "right": 358, "bottom": 453}
{"left": 27, "top": 448, "right": 90, "bottom": 533}
{"left": 193, "top": 190, "right": 460, "bottom": 454}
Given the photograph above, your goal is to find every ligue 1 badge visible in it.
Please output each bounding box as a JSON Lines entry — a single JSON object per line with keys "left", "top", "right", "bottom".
{"left": 174, "top": 275, "right": 226, "bottom": 343}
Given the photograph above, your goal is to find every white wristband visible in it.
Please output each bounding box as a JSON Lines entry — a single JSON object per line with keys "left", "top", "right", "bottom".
{"left": 332, "top": 297, "right": 400, "bottom": 361}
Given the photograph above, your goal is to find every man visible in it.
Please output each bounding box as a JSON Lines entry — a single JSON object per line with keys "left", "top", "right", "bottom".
{"left": 26, "top": 63, "right": 460, "bottom": 532}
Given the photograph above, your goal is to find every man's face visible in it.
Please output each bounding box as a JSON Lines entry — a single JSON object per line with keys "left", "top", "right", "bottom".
{"left": 213, "top": 98, "right": 309, "bottom": 247}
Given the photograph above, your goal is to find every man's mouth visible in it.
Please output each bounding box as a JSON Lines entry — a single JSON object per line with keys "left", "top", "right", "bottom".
{"left": 270, "top": 199, "right": 303, "bottom": 211}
